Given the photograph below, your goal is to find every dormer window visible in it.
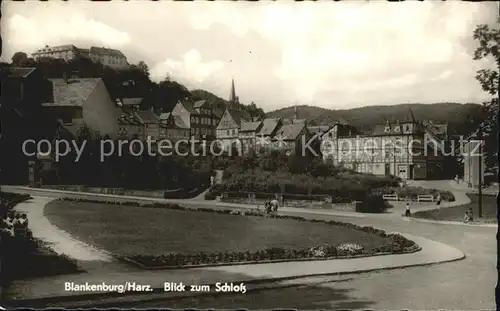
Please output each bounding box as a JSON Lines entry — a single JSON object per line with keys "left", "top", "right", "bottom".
{"left": 384, "top": 126, "right": 391, "bottom": 133}
{"left": 394, "top": 125, "right": 401, "bottom": 132}
{"left": 404, "top": 125, "right": 410, "bottom": 132}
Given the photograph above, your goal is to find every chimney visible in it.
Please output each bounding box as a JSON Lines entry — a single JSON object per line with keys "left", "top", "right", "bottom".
{"left": 62, "top": 72, "right": 68, "bottom": 84}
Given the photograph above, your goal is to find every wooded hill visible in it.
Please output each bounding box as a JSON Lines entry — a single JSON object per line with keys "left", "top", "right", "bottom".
{"left": 267, "top": 102, "right": 486, "bottom": 135}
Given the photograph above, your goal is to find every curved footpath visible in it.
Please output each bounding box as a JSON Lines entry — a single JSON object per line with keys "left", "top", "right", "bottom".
{"left": 3, "top": 185, "right": 467, "bottom": 305}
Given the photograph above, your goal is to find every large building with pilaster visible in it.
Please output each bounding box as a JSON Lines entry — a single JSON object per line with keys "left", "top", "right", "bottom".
{"left": 320, "top": 110, "right": 449, "bottom": 180}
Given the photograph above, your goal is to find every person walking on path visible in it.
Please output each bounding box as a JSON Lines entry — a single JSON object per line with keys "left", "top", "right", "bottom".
{"left": 436, "top": 194, "right": 441, "bottom": 206}
{"left": 405, "top": 202, "right": 411, "bottom": 217}
{"left": 455, "top": 174, "right": 459, "bottom": 184}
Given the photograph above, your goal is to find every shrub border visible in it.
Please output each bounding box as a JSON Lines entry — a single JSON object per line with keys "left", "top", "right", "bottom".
{"left": 56, "top": 197, "right": 421, "bottom": 269}
{"left": 1, "top": 193, "right": 81, "bottom": 289}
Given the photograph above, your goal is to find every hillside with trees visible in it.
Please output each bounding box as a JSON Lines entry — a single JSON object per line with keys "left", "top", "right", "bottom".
{"left": 7, "top": 51, "right": 265, "bottom": 118}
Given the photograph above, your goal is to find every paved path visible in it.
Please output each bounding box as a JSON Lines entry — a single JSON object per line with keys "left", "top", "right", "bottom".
{"left": 14, "top": 197, "right": 112, "bottom": 262}
{"left": 2, "top": 181, "right": 496, "bottom": 309}
{"left": 191, "top": 170, "right": 223, "bottom": 201}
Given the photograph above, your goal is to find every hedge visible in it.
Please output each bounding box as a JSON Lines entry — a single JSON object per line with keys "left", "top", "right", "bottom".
{"left": 376, "top": 186, "right": 455, "bottom": 202}
{"left": 217, "top": 168, "right": 400, "bottom": 202}
{"left": 0, "top": 192, "right": 32, "bottom": 215}
{"left": 1, "top": 239, "right": 80, "bottom": 281}
{"left": 57, "top": 197, "right": 419, "bottom": 269}
{"left": 0, "top": 193, "right": 80, "bottom": 283}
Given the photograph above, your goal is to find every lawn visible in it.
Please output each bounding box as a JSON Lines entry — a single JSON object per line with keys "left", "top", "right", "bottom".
{"left": 44, "top": 200, "right": 392, "bottom": 257}
{"left": 413, "top": 193, "right": 497, "bottom": 222}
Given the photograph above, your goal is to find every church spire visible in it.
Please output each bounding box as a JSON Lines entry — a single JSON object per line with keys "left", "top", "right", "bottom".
{"left": 229, "top": 78, "right": 237, "bottom": 107}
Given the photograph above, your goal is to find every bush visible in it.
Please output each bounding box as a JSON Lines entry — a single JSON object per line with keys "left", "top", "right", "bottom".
{"left": 357, "top": 195, "right": 391, "bottom": 213}
{"left": 204, "top": 191, "right": 217, "bottom": 200}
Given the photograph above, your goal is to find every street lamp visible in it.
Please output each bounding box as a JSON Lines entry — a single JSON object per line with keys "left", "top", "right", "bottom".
{"left": 477, "top": 126, "right": 483, "bottom": 218}
{"left": 469, "top": 122, "right": 485, "bottom": 218}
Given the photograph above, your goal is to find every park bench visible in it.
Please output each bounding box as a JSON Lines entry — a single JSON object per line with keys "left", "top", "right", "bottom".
{"left": 417, "top": 194, "right": 434, "bottom": 202}
{"left": 382, "top": 194, "right": 399, "bottom": 201}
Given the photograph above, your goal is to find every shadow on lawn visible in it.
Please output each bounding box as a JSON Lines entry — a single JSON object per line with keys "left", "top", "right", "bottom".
{"left": 412, "top": 193, "right": 497, "bottom": 222}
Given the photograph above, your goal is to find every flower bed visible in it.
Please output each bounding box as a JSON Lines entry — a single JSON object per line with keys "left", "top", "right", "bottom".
{"left": 57, "top": 197, "right": 420, "bottom": 269}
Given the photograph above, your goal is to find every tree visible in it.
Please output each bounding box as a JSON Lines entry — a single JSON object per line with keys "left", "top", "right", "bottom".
{"left": 473, "top": 23, "right": 500, "bottom": 310}
{"left": 137, "top": 61, "right": 150, "bottom": 77}
{"left": 11, "top": 52, "right": 28, "bottom": 65}
{"left": 473, "top": 24, "right": 500, "bottom": 126}
{"left": 246, "top": 101, "right": 266, "bottom": 119}
{"left": 472, "top": 24, "right": 500, "bottom": 171}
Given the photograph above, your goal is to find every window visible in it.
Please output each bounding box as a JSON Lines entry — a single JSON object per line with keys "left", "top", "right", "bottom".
{"left": 394, "top": 126, "right": 400, "bottom": 132}
{"left": 60, "top": 111, "right": 73, "bottom": 125}
{"left": 384, "top": 126, "right": 391, "bottom": 133}
{"left": 404, "top": 125, "right": 410, "bottom": 132}
{"left": 226, "top": 130, "right": 230, "bottom": 135}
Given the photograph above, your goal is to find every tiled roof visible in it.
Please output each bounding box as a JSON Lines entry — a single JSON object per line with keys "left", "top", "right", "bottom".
{"left": 282, "top": 118, "right": 307, "bottom": 125}
{"left": 180, "top": 101, "right": 195, "bottom": 113}
{"left": 122, "top": 98, "right": 143, "bottom": 106}
{"left": 274, "top": 123, "right": 306, "bottom": 141}
{"left": 193, "top": 100, "right": 207, "bottom": 109}
{"left": 213, "top": 107, "right": 225, "bottom": 118}
{"left": 90, "top": 46, "right": 126, "bottom": 57}
{"left": 308, "top": 125, "right": 331, "bottom": 136}
{"left": 7, "top": 67, "right": 36, "bottom": 78}
{"left": 42, "top": 78, "right": 101, "bottom": 107}
{"left": 217, "top": 108, "right": 248, "bottom": 130}
{"left": 136, "top": 111, "right": 159, "bottom": 123}
{"left": 117, "top": 113, "right": 143, "bottom": 125}
{"left": 159, "top": 112, "right": 171, "bottom": 120}
{"left": 173, "top": 115, "right": 189, "bottom": 129}
{"left": 423, "top": 121, "right": 447, "bottom": 136}
{"left": 240, "top": 121, "right": 262, "bottom": 132}
{"left": 257, "top": 118, "right": 281, "bottom": 136}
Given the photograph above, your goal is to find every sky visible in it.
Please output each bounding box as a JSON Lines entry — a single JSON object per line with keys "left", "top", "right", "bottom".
{"left": 1, "top": 1, "right": 498, "bottom": 112}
